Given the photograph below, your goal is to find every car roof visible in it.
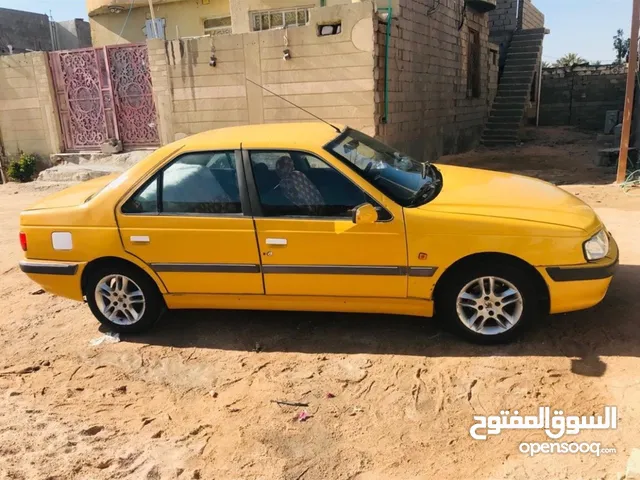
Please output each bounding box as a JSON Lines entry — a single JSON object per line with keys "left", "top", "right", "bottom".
{"left": 181, "top": 122, "right": 344, "bottom": 151}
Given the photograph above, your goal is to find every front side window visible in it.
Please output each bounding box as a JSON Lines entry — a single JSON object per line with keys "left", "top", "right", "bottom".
{"left": 121, "top": 151, "right": 241, "bottom": 215}
{"left": 250, "top": 150, "right": 370, "bottom": 218}
{"left": 325, "top": 129, "right": 442, "bottom": 207}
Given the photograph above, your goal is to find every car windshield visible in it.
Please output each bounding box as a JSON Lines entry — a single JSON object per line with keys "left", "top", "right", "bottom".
{"left": 325, "top": 128, "right": 442, "bottom": 207}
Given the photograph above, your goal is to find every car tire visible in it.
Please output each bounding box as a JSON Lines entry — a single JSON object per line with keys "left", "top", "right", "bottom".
{"left": 437, "top": 262, "right": 542, "bottom": 344}
{"left": 85, "top": 264, "right": 165, "bottom": 334}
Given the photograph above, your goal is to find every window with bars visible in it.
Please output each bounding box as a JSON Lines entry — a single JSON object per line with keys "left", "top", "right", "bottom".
{"left": 251, "top": 7, "right": 310, "bottom": 31}
{"left": 203, "top": 16, "right": 232, "bottom": 35}
{"left": 467, "top": 28, "right": 481, "bottom": 98}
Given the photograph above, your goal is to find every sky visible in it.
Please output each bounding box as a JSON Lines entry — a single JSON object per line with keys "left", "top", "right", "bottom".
{"left": 0, "top": 0, "right": 635, "bottom": 64}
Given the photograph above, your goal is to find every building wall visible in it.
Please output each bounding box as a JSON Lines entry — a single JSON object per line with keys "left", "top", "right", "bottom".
{"left": 539, "top": 65, "right": 627, "bottom": 131}
{"left": 0, "top": 7, "right": 52, "bottom": 54}
{"left": 230, "top": 0, "right": 399, "bottom": 34}
{"left": 55, "top": 19, "right": 92, "bottom": 50}
{"left": 89, "top": 0, "right": 397, "bottom": 44}
{"left": 90, "top": 0, "right": 230, "bottom": 46}
{"left": 488, "top": 0, "right": 518, "bottom": 31}
{"left": 519, "top": 0, "right": 544, "bottom": 30}
{"left": 374, "top": 0, "right": 499, "bottom": 161}
{"left": 0, "top": 52, "right": 63, "bottom": 160}
{"left": 148, "top": 1, "right": 376, "bottom": 144}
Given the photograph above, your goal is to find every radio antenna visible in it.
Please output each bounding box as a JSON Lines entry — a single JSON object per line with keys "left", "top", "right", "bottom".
{"left": 245, "top": 78, "right": 341, "bottom": 133}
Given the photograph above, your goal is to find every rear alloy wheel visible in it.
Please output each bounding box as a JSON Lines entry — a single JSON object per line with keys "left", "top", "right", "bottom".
{"left": 86, "top": 265, "right": 164, "bottom": 333}
{"left": 95, "top": 274, "right": 146, "bottom": 326}
{"left": 438, "top": 264, "right": 541, "bottom": 344}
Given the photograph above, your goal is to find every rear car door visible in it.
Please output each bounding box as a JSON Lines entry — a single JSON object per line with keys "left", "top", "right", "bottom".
{"left": 245, "top": 149, "right": 408, "bottom": 298}
{"left": 116, "top": 150, "right": 264, "bottom": 294}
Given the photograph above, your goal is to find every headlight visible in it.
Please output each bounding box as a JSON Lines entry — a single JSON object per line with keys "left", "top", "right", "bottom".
{"left": 584, "top": 229, "right": 609, "bottom": 261}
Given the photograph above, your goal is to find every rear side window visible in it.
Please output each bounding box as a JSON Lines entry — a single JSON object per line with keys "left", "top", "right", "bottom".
{"left": 121, "top": 151, "right": 241, "bottom": 215}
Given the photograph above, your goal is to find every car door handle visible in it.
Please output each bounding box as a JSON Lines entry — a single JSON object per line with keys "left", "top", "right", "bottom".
{"left": 130, "top": 235, "right": 150, "bottom": 244}
{"left": 266, "top": 238, "right": 287, "bottom": 246}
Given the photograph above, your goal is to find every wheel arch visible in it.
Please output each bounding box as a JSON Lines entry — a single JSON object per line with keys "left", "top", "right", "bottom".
{"left": 433, "top": 252, "right": 550, "bottom": 313}
{"left": 81, "top": 256, "right": 167, "bottom": 297}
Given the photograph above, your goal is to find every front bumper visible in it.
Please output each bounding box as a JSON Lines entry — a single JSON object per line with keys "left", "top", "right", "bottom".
{"left": 19, "top": 260, "right": 85, "bottom": 301}
{"left": 545, "top": 235, "right": 619, "bottom": 282}
{"left": 540, "top": 235, "right": 618, "bottom": 314}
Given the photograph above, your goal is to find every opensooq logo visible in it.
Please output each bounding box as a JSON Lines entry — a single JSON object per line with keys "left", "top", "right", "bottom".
{"left": 469, "top": 406, "right": 617, "bottom": 441}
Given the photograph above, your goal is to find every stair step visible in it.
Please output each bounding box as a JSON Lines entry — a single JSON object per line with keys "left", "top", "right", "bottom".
{"left": 484, "top": 130, "right": 520, "bottom": 138}
{"left": 485, "top": 119, "right": 520, "bottom": 130}
{"left": 488, "top": 115, "right": 523, "bottom": 123}
{"left": 516, "top": 27, "right": 547, "bottom": 35}
{"left": 482, "top": 132, "right": 520, "bottom": 139}
{"left": 490, "top": 105, "right": 525, "bottom": 114}
{"left": 509, "top": 38, "right": 544, "bottom": 47}
{"left": 504, "top": 58, "right": 538, "bottom": 67}
{"left": 508, "top": 45, "right": 541, "bottom": 54}
{"left": 506, "top": 52, "right": 539, "bottom": 60}
{"left": 498, "top": 83, "right": 531, "bottom": 90}
{"left": 484, "top": 125, "right": 520, "bottom": 134}
{"left": 481, "top": 139, "right": 519, "bottom": 146}
{"left": 511, "top": 32, "right": 545, "bottom": 40}
{"left": 500, "top": 74, "right": 535, "bottom": 83}
{"left": 495, "top": 90, "right": 529, "bottom": 98}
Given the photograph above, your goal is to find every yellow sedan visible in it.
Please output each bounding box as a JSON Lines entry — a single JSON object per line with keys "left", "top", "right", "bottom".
{"left": 19, "top": 123, "right": 618, "bottom": 343}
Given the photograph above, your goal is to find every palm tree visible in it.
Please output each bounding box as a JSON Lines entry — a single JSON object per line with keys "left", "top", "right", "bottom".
{"left": 541, "top": 61, "right": 551, "bottom": 68}
{"left": 554, "top": 53, "right": 587, "bottom": 67}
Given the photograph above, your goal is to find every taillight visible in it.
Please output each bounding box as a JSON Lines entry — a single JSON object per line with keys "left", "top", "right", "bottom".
{"left": 19, "top": 232, "right": 27, "bottom": 252}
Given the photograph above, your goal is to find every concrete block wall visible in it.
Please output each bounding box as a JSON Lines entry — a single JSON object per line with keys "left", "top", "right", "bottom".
{"left": 149, "top": 1, "right": 377, "bottom": 142}
{"left": 519, "top": 0, "right": 544, "bottom": 30}
{"left": 0, "top": 52, "right": 63, "bottom": 161}
{"left": 0, "top": 7, "right": 52, "bottom": 54}
{"left": 539, "top": 65, "right": 627, "bottom": 131}
{"left": 488, "top": 0, "right": 518, "bottom": 31}
{"left": 374, "top": 0, "right": 498, "bottom": 161}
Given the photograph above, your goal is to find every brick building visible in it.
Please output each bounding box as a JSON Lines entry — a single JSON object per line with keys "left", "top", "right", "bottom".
{"left": 0, "top": 7, "right": 91, "bottom": 55}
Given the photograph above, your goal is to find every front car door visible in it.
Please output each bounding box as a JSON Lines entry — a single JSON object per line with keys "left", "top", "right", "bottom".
{"left": 244, "top": 148, "right": 408, "bottom": 298}
{"left": 116, "top": 150, "right": 264, "bottom": 295}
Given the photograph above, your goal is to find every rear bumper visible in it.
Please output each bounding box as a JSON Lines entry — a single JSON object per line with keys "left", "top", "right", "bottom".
{"left": 19, "top": 260, "right": 85, "bottom": 301}
{"left": 19, "top": 261, "right": 78, "bottom": 276}
{"left": 540, "top": 235, "right": 618, "bottom": 314}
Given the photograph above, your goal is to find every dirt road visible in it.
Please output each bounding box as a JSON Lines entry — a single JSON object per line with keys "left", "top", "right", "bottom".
{"left": 1, "top": 128, "right": 639, "bottom": 480}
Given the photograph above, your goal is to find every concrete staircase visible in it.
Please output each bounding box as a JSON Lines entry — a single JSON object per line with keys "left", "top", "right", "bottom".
{"left": 482, "top": 28, "right": 546, "bottom": 146}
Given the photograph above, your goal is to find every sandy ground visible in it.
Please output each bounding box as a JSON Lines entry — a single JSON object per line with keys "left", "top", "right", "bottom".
{"left": 1, "top": 127, "right": 639, "bottom": 480}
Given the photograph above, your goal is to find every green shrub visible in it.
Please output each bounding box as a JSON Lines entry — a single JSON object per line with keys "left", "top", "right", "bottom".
{"left": 7, "top": 153, "right": 37, "bottom": 182}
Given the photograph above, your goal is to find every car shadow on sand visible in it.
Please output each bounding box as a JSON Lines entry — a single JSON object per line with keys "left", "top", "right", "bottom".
{"left": 125, "top": 265, "right": 640, "bottom": 377}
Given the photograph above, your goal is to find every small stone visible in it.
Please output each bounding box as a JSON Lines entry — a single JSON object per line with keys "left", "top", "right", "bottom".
{"left": 96, "top": 459, "right": 113, "bottom": 469}
{"left": 114, "top": 385, "right": 127, "bottom": 394}
{"left": 80, "top": 425, "right": 104, "bottom": 436}
{"left": 192, "top": 470, "right": 201, "bottom": 479}
{"left": 8, "top": 391, "right": 21, "bottom": 397}
{"left": 30, "top": 289, "right": 45, "bottom": 295}
{"left": 151, "top": 430, "right": 163, "bottom": 439}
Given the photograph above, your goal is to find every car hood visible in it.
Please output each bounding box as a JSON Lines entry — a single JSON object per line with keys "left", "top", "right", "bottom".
{"left": 422, "top": 165, "right": 601, "bottom": 233}
{"left": 24, "top": 174, "right": 120, "bottom": 211}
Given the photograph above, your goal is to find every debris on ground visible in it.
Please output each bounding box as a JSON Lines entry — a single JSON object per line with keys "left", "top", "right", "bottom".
{"left": 89, "top": 332, "right": 120, "bottom": 346}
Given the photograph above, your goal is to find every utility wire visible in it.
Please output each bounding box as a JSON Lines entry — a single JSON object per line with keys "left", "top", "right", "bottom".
{"left": 117, "top": 0, "right": 136, "bottom": 43}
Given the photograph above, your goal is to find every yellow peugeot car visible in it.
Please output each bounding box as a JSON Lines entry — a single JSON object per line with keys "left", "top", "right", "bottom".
{"left": 18, "top": 123, "right": 618, "bottom": 343}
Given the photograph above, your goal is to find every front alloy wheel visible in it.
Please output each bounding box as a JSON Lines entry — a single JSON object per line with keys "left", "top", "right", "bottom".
{"left": 438, "top": 263, "right": 541, "bottom": 344}
{"left": 456, "top": 276, "right": 524, "bottom": 336}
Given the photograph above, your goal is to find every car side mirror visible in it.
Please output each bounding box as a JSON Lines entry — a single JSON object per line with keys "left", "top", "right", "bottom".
{"left": 352, "top": 203, "right": 378, "bottom": 224}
